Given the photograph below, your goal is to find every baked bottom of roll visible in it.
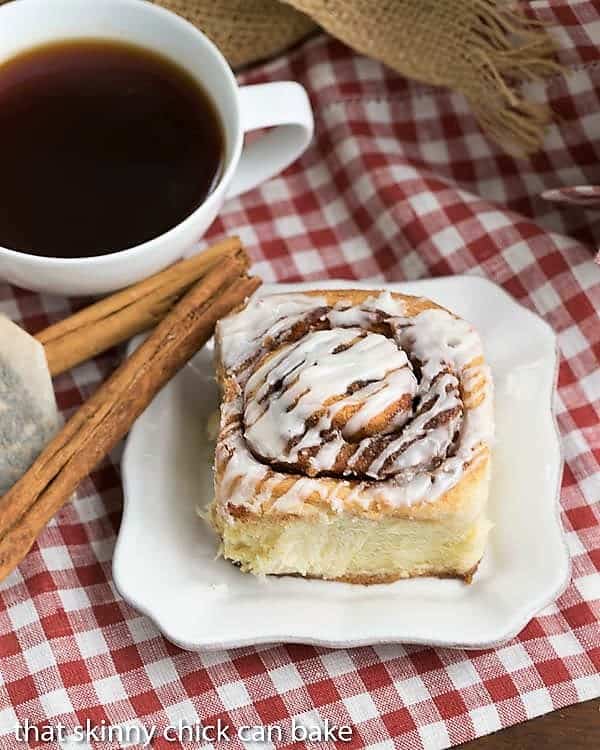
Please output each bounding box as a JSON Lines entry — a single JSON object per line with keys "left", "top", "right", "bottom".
{"left": 209, "top": 288, "right": 494, "bottom": 585}
{"left": 209, "top": 501, "right": 490, "bottom": 584}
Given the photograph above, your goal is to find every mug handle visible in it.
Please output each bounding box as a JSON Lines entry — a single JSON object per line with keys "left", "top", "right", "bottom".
{"left": 226, "top": 82, "right": 314, "bottom": 199}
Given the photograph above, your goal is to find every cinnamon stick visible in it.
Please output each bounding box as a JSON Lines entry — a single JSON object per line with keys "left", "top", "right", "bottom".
{"left": 36, "top": 236, "right": 245, "bottom": 376}
{"left": 0, "top": 256, "right": 260, "bottom": 582}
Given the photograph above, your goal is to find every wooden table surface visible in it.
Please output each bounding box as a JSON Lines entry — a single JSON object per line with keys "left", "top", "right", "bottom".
{"left": 460, "top": 699, "right": 599, "bottom": 749}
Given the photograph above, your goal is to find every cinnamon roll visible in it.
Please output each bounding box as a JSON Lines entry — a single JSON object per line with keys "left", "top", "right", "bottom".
{"left": 208, "top": 289, "right": 494, "bottom": 584}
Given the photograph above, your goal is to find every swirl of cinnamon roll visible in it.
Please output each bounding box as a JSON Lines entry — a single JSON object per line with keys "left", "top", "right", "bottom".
{"left": 214, "top": 289, "right": 493, "bottom": 514}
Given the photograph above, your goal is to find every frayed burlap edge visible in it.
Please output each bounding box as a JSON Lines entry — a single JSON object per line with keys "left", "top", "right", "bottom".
{"left": 284, "top": 0, "right": 562, "bottom": 156}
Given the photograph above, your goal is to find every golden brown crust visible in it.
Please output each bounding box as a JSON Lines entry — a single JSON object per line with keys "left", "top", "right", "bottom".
{"left": 285, "top": 289, "right": 450, "bottom": 317}
{"left": 215, "top": 450, "right": 490, "bottom": 523}
{"left": 286, "top": 561, "right": 480, "bottom": 585}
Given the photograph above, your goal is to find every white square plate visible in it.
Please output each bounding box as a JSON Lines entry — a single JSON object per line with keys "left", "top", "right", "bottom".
{"left": 114, "top": 276, "right": 570, "bottom": 651}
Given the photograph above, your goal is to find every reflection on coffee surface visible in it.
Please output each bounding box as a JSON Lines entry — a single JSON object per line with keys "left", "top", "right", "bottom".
{"left": 0, "top": 40, "right": 224, "bottom": 258}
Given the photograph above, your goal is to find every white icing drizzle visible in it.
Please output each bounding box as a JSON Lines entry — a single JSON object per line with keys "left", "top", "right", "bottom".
{"left": 244, "top": 327, "right": 417, "bottom": 467}
{"left": 215, "top": 292, "right": 494, "bottom": 516}
{"left": 218, "top": 294, "right": 327, "bottom": 374}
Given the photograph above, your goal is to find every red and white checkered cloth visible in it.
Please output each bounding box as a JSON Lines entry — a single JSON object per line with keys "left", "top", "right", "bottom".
{"left": 1, "top": 1, "right": 599, "bottom": 748}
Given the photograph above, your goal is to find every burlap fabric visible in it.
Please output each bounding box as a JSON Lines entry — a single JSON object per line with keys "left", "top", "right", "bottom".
{"left": 154, "top": 0, "right": 317, "bottom": 69}
{"left": 154, "top": 0, "right": 561, "bottom": 155}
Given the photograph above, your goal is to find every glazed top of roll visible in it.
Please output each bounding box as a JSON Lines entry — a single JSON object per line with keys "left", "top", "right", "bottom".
{"left": 215, "top": 290, "right": 494, "bottom": 515}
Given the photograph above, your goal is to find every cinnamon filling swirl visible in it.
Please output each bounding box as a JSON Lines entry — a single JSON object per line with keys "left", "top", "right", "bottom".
{"left": 215, "top": 291, "right": 493, "bottom": 511}
{"left": 237, "top": 304, "right": 466, "bottom": 484}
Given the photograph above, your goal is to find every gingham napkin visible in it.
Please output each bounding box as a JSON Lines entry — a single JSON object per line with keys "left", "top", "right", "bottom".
{"left": 1, "top": 1, "right": 599, "bottom": 748}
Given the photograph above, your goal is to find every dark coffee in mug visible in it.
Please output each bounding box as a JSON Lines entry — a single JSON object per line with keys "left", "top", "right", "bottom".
{"left": 0, "top": 40, "right": 224, "bottom": 258}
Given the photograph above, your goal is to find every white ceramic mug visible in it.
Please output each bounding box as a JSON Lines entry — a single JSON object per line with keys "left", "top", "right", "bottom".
{"left": 0, "top": 0, "right": 313, "bottom": 296}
